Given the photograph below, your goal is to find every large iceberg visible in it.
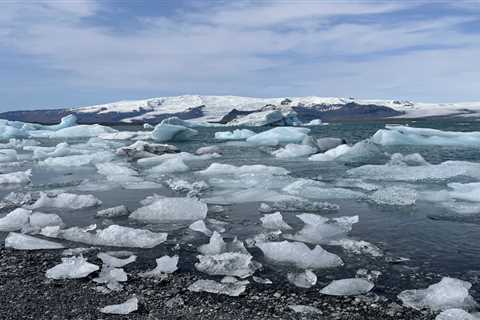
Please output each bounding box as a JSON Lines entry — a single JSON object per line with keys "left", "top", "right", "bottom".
{"left": 246, "top": 127, "right": 311, "bottom": 146}
{"left": 151, "top": 123, "right": 198, "bottom": 142}
{"left": 256, "top": 241, "right": 343, "bottom": 269}
{"left": 129, "top": 197, "right": 207, "bottom": 222}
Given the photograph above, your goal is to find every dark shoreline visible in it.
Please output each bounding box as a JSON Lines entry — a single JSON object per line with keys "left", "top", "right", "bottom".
{"left": 0, "top": 248, "right": 436, "bottom": 320}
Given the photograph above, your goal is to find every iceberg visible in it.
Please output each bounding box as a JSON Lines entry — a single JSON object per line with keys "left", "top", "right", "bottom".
{"left": 31, "top": 124, "right": 117, "bottom": 139}
{"left": 272, "top": 144, "right": 317, "bottom": 158}
{"left": 215, "top": 129, "right": 256, "bottom": 140}
{"left": 287, "top": 270, "right": 317, "bottom": 288}
{"left": 260, "top": 212, "right": 292, "bottom": 230}
{"left": 309, "top": 144, "right": 351, "bottom": 161}
{"left": 0, "top": 169, "right": 31, "bottom": 185}
{"left": 228, "top": 110, "right": 286, "bottom": 127}
{"left": 5, "top": 232, "right": 64, "bottom": 250}
{"left": 398, "top": 277, "right": 478, "bottom": 311}
{"left": 256, "top": 241, "right": 343, "bottom": 269}
{"left": 100, "top": 297, "right": 138, "bottom": 315}
{"left": 28, "top": 192, "right": 102, "bottom": 210}
{"left": 188, "top": 279, "right": 248, "bottom": 297}
{"left": 46, "top": 256, "right": 99, "bottom": 279}
{"left": 28, "top": 212, "right": 64, "bottom": 230}
{"left": 116, "top": 141, "right": 179, "bottom": 158}
{"left": 139, "top": 255, "right": 179, "bottom": 277}
{"left": 61, "top": 225, "right": 168, "bottom": 248}
{"left": 283, "top": 179, "right": 364, "bottom": 200}
{"left": 151, "top": 123, "right": 198, "bottom": 142}
{"left": 130, "top": 197, "right": 207, "bottom": 222}
{"left": 0, "top": 149, "right": 18, "bottom": 162}
{"left": 147, "top": 158, "right": 189, "bottom": 174}
{"left": 304, "top": 119, "right": 323, "bottom": 126}
{"left": 0, "top": 208, "right": 31, "bottom": 231}
{"left": 195, "top": 252, "right": 258, "bottom": 278}
{"left": 246, "top": 127, "right": 310, "bottom": 146}
{"left": 195, "top": 145, "right": 222, "bottom": 155}
{"left": 320, "top": 278, "right": 374, "bottom": 296}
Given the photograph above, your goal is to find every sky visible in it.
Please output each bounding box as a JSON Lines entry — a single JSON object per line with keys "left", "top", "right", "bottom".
{"left": 1, "top": 0, "right": 480, "bottom": 111}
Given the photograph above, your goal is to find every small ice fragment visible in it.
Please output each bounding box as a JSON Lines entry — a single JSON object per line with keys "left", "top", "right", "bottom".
{"left": 287, "top": 270, "right": 317, "bottom": 288}
{"left": 289, "top": 305, "right": 322, "bottom": 314}
{"left": 214, "top": 129, "right": 255, "bottom": 140}
{"left": 195, "top": 252, "right": 259, "bottom": 278}
{"left": 0, "top": 208, "right": 32, "bottom": 232}
{"left": 5, "top": 232, "right": 64, "bottom": 250}
{"left": 139, "top": 255, "right": 179, "bottom": 277}
{"left": 93, "top": 265, "right": 128, "bottom": 291}
{"left": 253, "top": 276, "right": 272, "bottom": 284}
{"left": 320, "top": 278, "right": 374, "bottom": 296}
{"left": 330, "top": 239, "right": 383, "bottom": 257}
{"left": 96, "top": 205, "right": 129, "bottom": 218}
{"left": 260, "top": 212, "right": 292, "bottom": 230}
{"left": 46, "top": 256, "right": 99, "bottom": 279}
{"left": 188, "top": 279, "right": 247, "bottom": 297}
{"left": 196, "top": 145, "right": 222, "bottom": 155}
{"left": 197, "top": 231, "right": 226, "bottom": 255}
{"left": 100, "top": 297, "right": 138, "bottom": 315}
{"left": 189, "top": 220, "right": 212, "bottom": 236}
{"left": 97, "top": 252, "right": 137, "bottom": 268}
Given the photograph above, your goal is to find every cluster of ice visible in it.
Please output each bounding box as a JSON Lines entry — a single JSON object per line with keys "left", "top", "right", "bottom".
{"left": 0, "top": 169, "right": 31, "bottom": 185}
{"left": 260, "top": 212, "right": 292, "bottom": 230}
{"left": 28, "top": 192, "right": 101, "bottom": 210}
{"left": 140, "top": 255, "right": 179, "bottom": 277}
{"left": 215, "top": 129, "right": 255, "bottom": 140}
{"left": 287, "top": 270, "right": 317, "bottom": 288}
{"left": 195, "top": 252, "right": 258, "bottom": 278}
{"left": 246, "top": 127, "right": 310, "bottom": 146}
{"left": 370, "top": 186, "right": 417, "bottom": 206}
{"left": 46, "top": 256, "right": 99, "bottom": 279}
{"left": 283, "top": 179, "right": 364, "bottom": 200}
{"left": 61, "top": 225, "right": 168, "bottom": 248}
{"left": 256, "top": 241, "right": 343, "bottom": 269}
{"left": 398, "top": 277, "right": 478, "bottom": 311}
{"left": 188, "top": 278, "right": 248, "bottom": 297}
{"left": 372, "top": 125, "right": 480, "bottom": 146}
{"left": 151, "top": 123, "right": 198, "bottom": 142}
{"left": 129, "top": 197, "right": 207, "bottom": 222}
{"left": 286, "top": 214, "right": 358, "bottom": 244}
{"left": 147, "top": 158, "right": 189, "bottom": 174}
{"left": 272, "top": 144, "right": 317, "bottom": 158}
{"left": 5, "top": 232, "right": 65, "bottom": 250}
{"left": 320, "top": 278, "right": 374, "bottom": 296}
{"left": 100, "top": 297, "right": 138, "bottom": 315}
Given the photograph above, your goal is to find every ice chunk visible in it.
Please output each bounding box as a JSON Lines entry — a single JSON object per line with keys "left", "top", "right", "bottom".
{"left": 256, "top": 241, "right": 343, "bottom": 269}
{"left": 46, "top": 256, "right": 99, "bottom": 279}
{"left": 151, "top": 123, "right": 198, "bottom": 142}
{"left": 27, "top": 212, "right": 64, "bottom": 232}
{"left": 116, "top": 141, "right": 178, "bottom": 158}
{"left": 130, "top": 197, "right": 207, "bottom": 222}
{"left": 246, "top": 127, "right": 310, "bottom": 146}
{"left": 31, "top": 124, "right": 117, "bottom": 139}
{"left": 189, "top": 220, "right": 212, "bottom": 236}
{"left": 283, "top": 179, "right": 364, "bottom": 200}
{"left": 165, "top": 179, "right": 209, "bottom": 197}
{"left": 286, "top": 213, "right": 358, "bottom": 244}
{"left": 0, "top": 208, "right": 31, "bottom": 231}
{"left": 198, "top": 231, "right": 227, "bottom": 255}
{"left": 287, "top": 270, "right": 317, "bottom": 288}
{"left": 0, "top": 169, "right": 31, "bottom": 185}
{"left": 147, "top": 158, "right": 189, "bottom": 174}
{"left": 330, "top": 239, "right": 383, "bottom": 257}
{"left": 96, "top": 205, "right": 129, "bottom": 218}
{"left": 370, "top": 186, "right": 417, "bottom": 206}
{"left": 309, "top": 144, "right": 351, "bottom": 161}
{"left": 100, "top": 297, "right": 138, "bottom": 315}
{"left": 372, "top": 125, "right": 480, "bottom": 146}
{"left": 5, "top": 232, "right": 64, "bottom": 250}
{"left": 320, "top": 278, "right": 374, "bottom": 296}
{"left": 435, "top": 309, "right": 480, "bottom": 320}
{"left": 0, "top": 149, "right": 18, "bottom": 162}
{"left": 188, "top": 279, "right": 247, "bottom": 297}
{"left": 139, "top": 255, "right": 179, "bottom": 277}
{"left": 304, "top": 119, "right": 323, "bottom": 126}
{"left": 93, "top": 265, "right": 128, "bottom": 291}
{"left": 97, "top": 252, "right": 137, "bottom": 268}
{"left": 28, "top": 192, "right": 101, "bottom": 210}
{"left": 195, "top": 145, "right": 222, "bottom": 156}
{"left": 61, "top": 225, "right": 168, "bottom": 248}
{"left": 138, "top": 151, "right": 220, "bottom": 167}
{"left": 398, "top": 277, "right": 478, "bottom": 311}
{"left": 448, "top": 182, "right": 480, "bottom": 202}
{"left": 388, "top": 153, "right": 428, "bottom": 166}
{"left": 40, "top": 151, "right": 115, "bottom": 167}
{"left": 272, "top": 144, "right": 317, "bottom": 158}
{"left": 228, "top": 110, "right": 286, "bottom": 127}
{"left": 40, "top": 226, "right": 61, "bottom": 238}
{"left": 260, "top": 212, "right": 292, "bottom": 230}
{"left": 259, "top": 198, "right": 339, "bottom": 213}
{"left": 289, "top": 305, "right": 322, "bottom": 314}
{"left": 195, "top": 252, "right": 258, "bottom": 278}
{"left": 198, "top": 163, "right": 289, "bottom": 176}
{"left": 253, "top": 276, "right": 272, "bottom": 284}
{"left": 96, "top": 162, "right": 142, "bottom": 183}
{"left": 215, "top": 129, "right": 255, "bottom": 140}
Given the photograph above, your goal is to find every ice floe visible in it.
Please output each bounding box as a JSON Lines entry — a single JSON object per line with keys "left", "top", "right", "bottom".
{"left": 96, "top": 205, "right": 130, "bottom": 218}
{"left": 198, "top": 162, "right": 289, "bottom": 176}
{"left": 129, "top": 197, "right": 207, "bottom": 222}
{"left": 260, "top": 212, "right": 292, "bottom": 230}
{"left": 435, "top": 309, "right": 480, "bottom": 320}
{"left": 195, "top": 252, "right": 259, "bottom": 278}
{"left": 0, "top": 169, "right": 31, "bottom": 185}
{"left": 97, "top": 252, "right": 137, "bottom": 268}
{"left": 28, "top": 192, "right": 102, "bottom": 210}
{"left": 272, "top": 144, "right": 317, "bottom": 158}
{"left": 0, "top": 208, "right": 32, "bottom": 231}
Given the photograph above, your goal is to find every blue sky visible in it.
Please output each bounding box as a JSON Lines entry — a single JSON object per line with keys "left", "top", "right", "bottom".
{"left": 1, "top": 0, "right": 480, "bottom": 111}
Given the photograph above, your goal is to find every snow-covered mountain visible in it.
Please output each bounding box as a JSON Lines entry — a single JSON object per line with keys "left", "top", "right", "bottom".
{"left": 2, "top": 95, "right": 480, "bottom": 125}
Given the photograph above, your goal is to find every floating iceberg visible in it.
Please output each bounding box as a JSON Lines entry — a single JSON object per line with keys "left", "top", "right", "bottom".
{"left": 228, "top": 110, "right": 287, "bottom": 127}
{"left": 0, "top": 169, "right": 31, "bottom": 185}
{"left": 272, "top": 144, "right": 317, "bottom": 158}
{"left": 304, "top": 119, "right": 323, "bottom": 126}
{"left": 100, "top": 297, "right": 138, "bottom": 315}
{"left": 5, "top": 232, "right": 64, "bottom": 250}
{"left": 116, "top": 141, "right": 179, "bottom": 158}
{"left": 61, "top": 225, "right": 168, "bottom": 248}
{"left": 215, "top": 129, "right": 256, "bottom": 140}
{"left": 195, "top": 145, "right": 222, "bottom": 155}
{"left": 31, "top": 124, "right": 117, "bottom": 139}
{"left": 40, "top": 151, "right": 115, "bottom": 167}
{"left": 283, "top": 179, "right": 364, "bottom": 200}
{"left": 151, "top": 123, "right": 198, "bottom": 142}
{"left": 309, "top": 144, "right": 351, "bottom": 161}
{"left": 256, "top": 241, "right": 343, "bottom": 269}
{"left": 195, "top": 252, "right": 258, "bottom": 278}
{"left": 320, "top": 278, "right": 374, "bottom": 296}
{"left": 287, "top": 270, "right": 317, "bottom": 288}
{"left": 246, "top": 127, "right": 310, "bottom": 146}
{"left": 46, "top": 256, "right": 99, "bottom": 279}
{"left": 130, "top": 197, "right": 207, "bottom": 222}
{"left": 28, "top": 192, "right": 102, "bottom": 210}
{"left": 372, "top": 125, "right": 480, "bottom": 146}
{"left": 330, "top": 239, "right": 383, "bottom": 257}
{"left": 147, "top": 158, "right": 189, "bottom": 174}
{"left": 398, "top": 277, "right": 478, "bottom": 311}
{"left": 140, "top": 255, "right": 179, "bottom": 277}
{"left": 188, "top": 279, "right": 248, "bottom": 297}
{"left": 260, "top": 212, "right": 292, "bottom": 230}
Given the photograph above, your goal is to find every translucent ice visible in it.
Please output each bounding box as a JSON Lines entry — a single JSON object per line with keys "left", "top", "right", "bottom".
{"left": 97, "top": 252, "right": 137, "bottom": 268}
{"left": 272, "top": 144, "right": 317, "bottom": 158}
{"left": 435, "top": 309, "right": 480, "bottom": 320}
{"left": 139, "top": 255, "right": 179, "bottom": 277}
{"left": 260, "top": 212, "right": 292, "bottom": 230}
{"left": 188, "top": 279, "right": 247, "bottom": 297}
{"left": 189, "top": 220, "right": 213, "bottom": 236}
{"left": 147, "top": 158, "right": 189, "bottom": 174}
{"left": 151, "top": 123, "right": 198, "bottom": 142}
{"left": 5, "top": 232, "right": 64, "bottom": 250}
{"left": 0, "top": 208, "right": 31, "bottom": 231}
{"left": 195, "top": 252, "right": 259, "bottom": 278}
{"left": 93, "top": 265, "right": 128, "bottom": 291}
{"left": 287, "top": 269, "right": 317, "bottom": 288}
{"left": 130, "top": 197, "right": 207, "bottom": 222}
{"left": 100, "top": 297, "right": 138, "bottom": 315}
{"left": 320, "top": 278, "right": 374, "bottom": 296}
{"left": 246, "top": 127, "right": 311, "bottom": 146}
{"left": 46, "top": 256, "right": 99, "bottom": 279}
{"left": 215, "top": 129, "right": 256, "bottom": 140}
{"left": 28, "top": 192, "right": 102, "bottom": 210}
